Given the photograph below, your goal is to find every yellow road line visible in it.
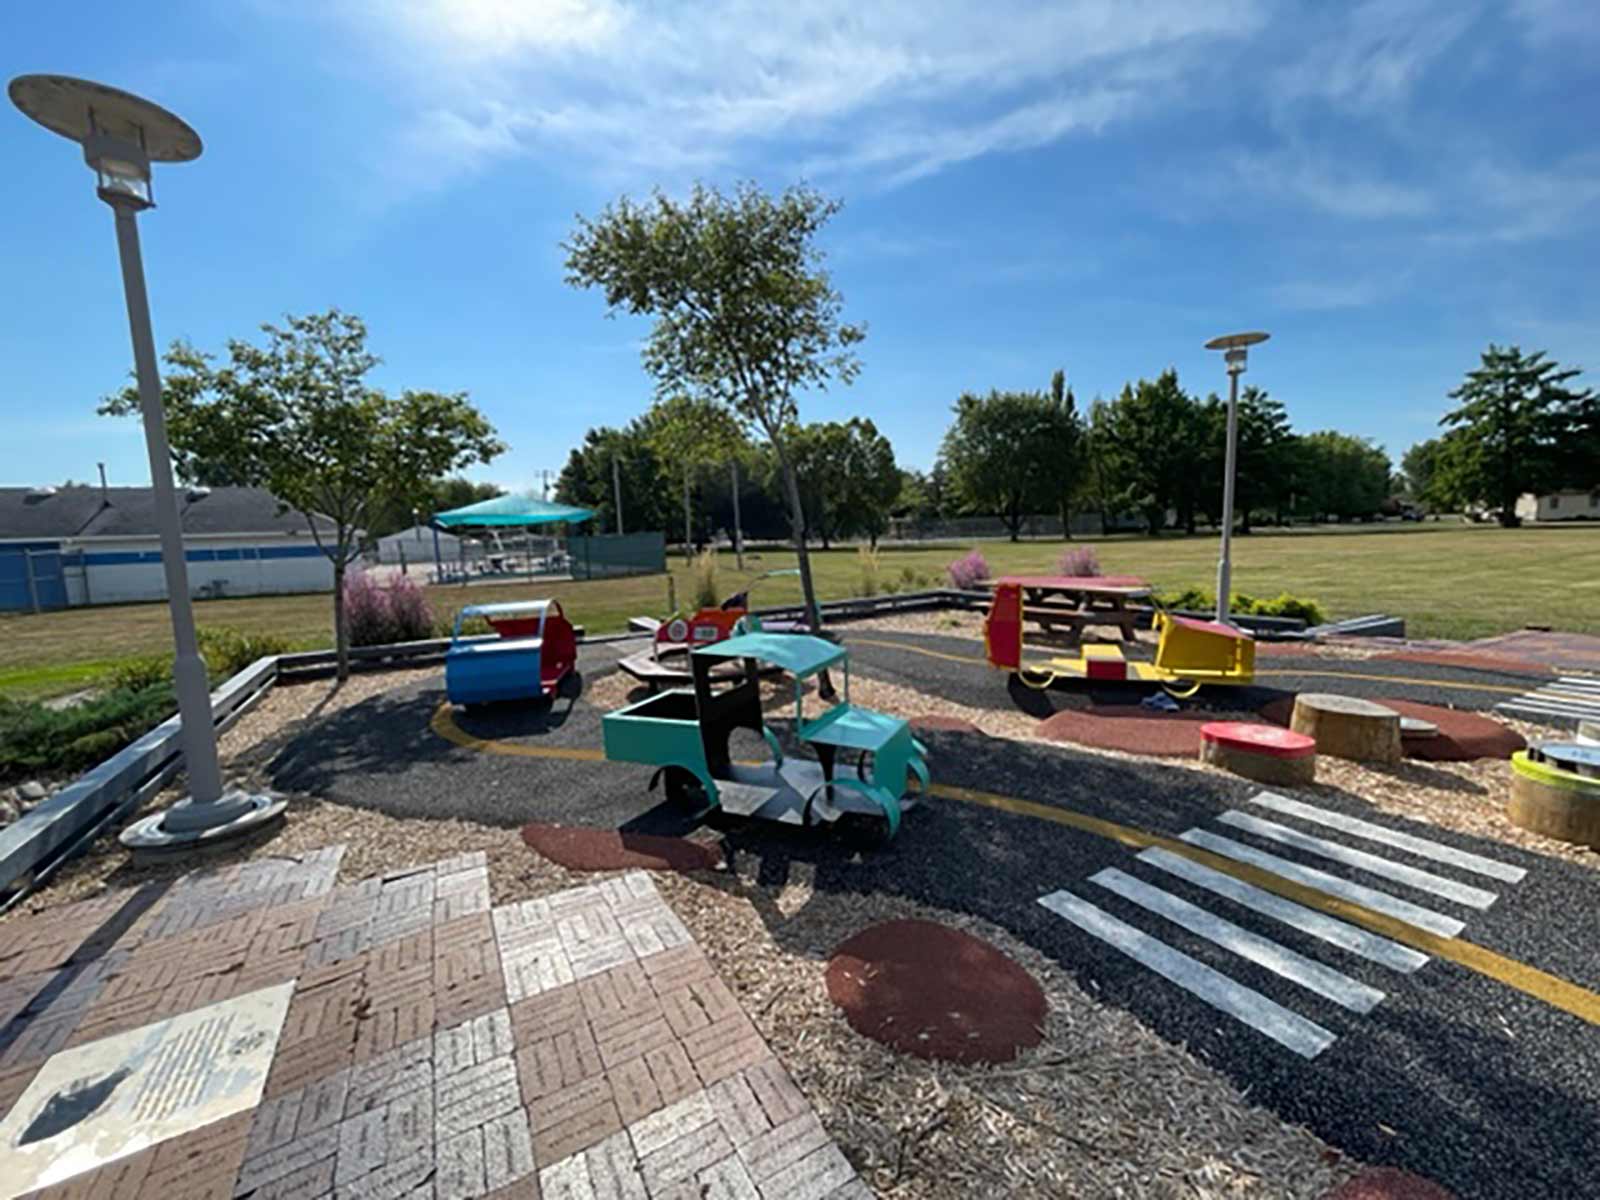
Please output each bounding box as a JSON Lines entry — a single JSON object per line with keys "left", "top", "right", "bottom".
{"left": 430, "top": 700, "right": 1600, "bottom": 1026}
{"left": 932, "top": 780, "right": 1600, "bottom": 1027}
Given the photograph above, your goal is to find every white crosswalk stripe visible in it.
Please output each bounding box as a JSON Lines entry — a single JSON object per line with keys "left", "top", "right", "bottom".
{"left": 1089, "top": 868, "right": 1386, "bottom": 1012}
{"left": 1136, "top": 847, "right": 1430, "bottom": 973}
{"left": 1496, "top": 676, "right": 1600, "bottom": 728}
{"left": 1214, "top": 811, "right": 1500, "bottom": 909}
{"left": 1038, "top": 888, "right": 1338, "bottom": 1058}
{"left": 1036, "top": 792, "right": 1530, "bottom": 1056}
{"left": 1243, "top": 791, "right": 1526, "bottom": 883}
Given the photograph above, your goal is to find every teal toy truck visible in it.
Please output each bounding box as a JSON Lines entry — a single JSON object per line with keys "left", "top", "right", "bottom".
{"left": 601, "top": 632, "right": 928, "bottom": 844}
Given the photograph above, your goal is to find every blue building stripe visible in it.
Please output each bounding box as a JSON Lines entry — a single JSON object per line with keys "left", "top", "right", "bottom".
{"left": 81, "top": 544, "right": 326, "bottom": 566}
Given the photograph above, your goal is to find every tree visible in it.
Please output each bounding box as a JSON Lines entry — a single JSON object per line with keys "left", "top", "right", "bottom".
{"left": 1440, "top": 344, "right": 1594, "bottom": 526}
{"left": 1230, "top": 386, "right": 1294, "bottom": 532}
{"left": 1092, "top": 370, "right": 1198, "bottom": 535}
{"left": 367, "top": 477, "right": 504, "bottom": 539}
{"left": 556, "top": 420, "right": 674, "bottom": 536}
{"left": 940, "top": 390, "right": 1061, "bottom": 540}
{"left": 101, "top": 310, "right": 503, "bottom": 679}
{"left": 1045, "top": 369, "right": 1084, "bottom": 538}
{"left": 644, "top": 396, "right": 745, "bottom": 556}
{"left": 784, "top": 418, "right": 899, "bottom": 547}
{"left": 564, "top": 182, "right": 864, "bottom": 631}
{"left": 1296, "top": 431, "right": 1390, "bottom": 521}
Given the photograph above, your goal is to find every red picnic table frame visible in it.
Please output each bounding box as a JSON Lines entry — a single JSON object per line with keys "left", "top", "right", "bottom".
{"left": 991, "top": 575, "right": 1153, "bottom": 643}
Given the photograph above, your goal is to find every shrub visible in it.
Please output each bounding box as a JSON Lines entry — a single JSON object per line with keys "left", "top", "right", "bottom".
{"left": 856, "top": 546, "right": 881, "bottom": 597}
{"left": 0, "top": 684, "right": 176, "bottom": 783}
{"left": 1153, "top": 587, "right": 1325, "bottom": 626}
{"left": 198, "top": 626, "right": 297, "bottom": 677}
{"left": 108, "top": 655, "right": 172, "bottom": 691}
{"left": 1251, "top": 591, "right": 1326, "bottom": 626}
{"left": 1057, "top": 545, "right": 1101, "bottom": 577}
{"left": 689, "top": 550, "right": 719, "bottom": 609}
{"left": 899, "top": 565, "right": 919, "bottom": 589}
{"left": 946, "top": 549, "right": 989, "bottom": 590}
{"left": 343, "top": 571, "right": 438, "bottom": 647}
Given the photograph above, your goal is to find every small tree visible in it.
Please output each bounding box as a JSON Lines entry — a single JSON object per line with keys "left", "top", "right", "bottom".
{"left": 940, "top": 390, "right": 1060, "bottom": 540}
{"left": 643, "top": 395, "right": 745, "bottom": 557}
{"left": 101, "top": 310, "right": 503, "bottom": 679}
{"left": 1441, "top": 344, "right": 1594, "bottom": 526}
{"left": 564, "top": 182, "right": 864, "bottom": 631}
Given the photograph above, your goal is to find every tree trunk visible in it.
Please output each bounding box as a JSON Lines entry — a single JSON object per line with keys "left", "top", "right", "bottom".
{"left": 332, "top": 560, "right": 350, "bottom": 682}
{"left": 683, "top": 473, "right": 693, "bottom": 559}
{"left": 778, "top": 451, "right": 823, "bottom": 632}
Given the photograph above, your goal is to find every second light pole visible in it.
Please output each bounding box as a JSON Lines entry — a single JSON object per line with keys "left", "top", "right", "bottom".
{"left": 1203, "top": 330, "right": 1270, "bottom": 626}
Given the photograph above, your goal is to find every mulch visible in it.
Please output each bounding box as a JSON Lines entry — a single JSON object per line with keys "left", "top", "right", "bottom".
{"left": 910, "top": 714, "right": 984, "bottom": 735}
{"left": 1035, "top": 705, "right": 1257, "bottom": 758}
{"left": 1320, "top": 1167, "right": 1456, "bottom": 1199}
{"left": 1259, "top": 697, "right": 1525, "bottom": 762}
{"left": 824, "top": 919, "right": 1047, "bottom": 1064}
{"left": 519, "top": 823, "right": 723, "bottom": 872}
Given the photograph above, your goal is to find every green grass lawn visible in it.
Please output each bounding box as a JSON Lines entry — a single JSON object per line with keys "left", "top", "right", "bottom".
{"left": 2, "top": 522, "right": 1596, "bottom": 700}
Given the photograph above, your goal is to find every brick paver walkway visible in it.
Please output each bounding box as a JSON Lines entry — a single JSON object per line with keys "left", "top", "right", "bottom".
{"left": 0, "top": 848, "right": 869, "bottom": 1200}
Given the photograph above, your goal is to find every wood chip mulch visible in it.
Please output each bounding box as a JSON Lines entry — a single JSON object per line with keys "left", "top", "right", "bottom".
{"left": 1259, "top": 696, "right": 1526, "bottom": 762}
{"left": 1321, "top": 1167, "right": 1458, "bottom": 1199}
{"left": 825, "top": 919, "right": 1046, "bottom": 1065}
{"left": 519, "top": 822, "right": 723, "bottom": 872}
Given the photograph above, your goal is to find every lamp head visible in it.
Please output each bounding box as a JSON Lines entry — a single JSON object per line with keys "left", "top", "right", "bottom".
{"left": 1205, "top": 330, "right": 1270, "bottom": 376}
{"left": 9, "top": 74, "right": 201, "bottom": 210}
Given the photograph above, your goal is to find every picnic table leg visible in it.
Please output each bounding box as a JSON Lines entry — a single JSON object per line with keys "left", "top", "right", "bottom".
{"left": 1115, "top": 599, "right": 1138, "bottom": 642}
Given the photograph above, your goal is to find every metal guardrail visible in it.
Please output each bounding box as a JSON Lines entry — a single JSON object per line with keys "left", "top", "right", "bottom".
{"left": 0, "top": 655, "right": 279, "bottom": 908}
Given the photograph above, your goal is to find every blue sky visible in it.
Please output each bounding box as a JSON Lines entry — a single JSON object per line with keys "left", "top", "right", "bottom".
{"left": 3, "top": 0, "right": 1598, "bottom": 491}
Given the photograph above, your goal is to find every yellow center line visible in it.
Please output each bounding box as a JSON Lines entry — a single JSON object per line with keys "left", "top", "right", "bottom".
{"left": 430, "top": 702, "right": 1600, "bottom": 1027}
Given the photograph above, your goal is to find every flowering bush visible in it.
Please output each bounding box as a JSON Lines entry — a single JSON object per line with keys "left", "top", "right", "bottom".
{"left": 343, "top": 571, "right": 437, "bottom": 646}
{"left": 1056, "top": 545, "right": 1101, "bottom": 577}
{"left": 946, "top": 549, "right": 989, "bottom": 590}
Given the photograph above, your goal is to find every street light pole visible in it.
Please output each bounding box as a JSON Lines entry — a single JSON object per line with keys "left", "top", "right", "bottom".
{"left": 112, "top": 201, "right": 222, "bottom": 804}
{"left": 1204, "top": 331, "right": 1270, "bottom": 626}
{"left": 10, "top": 73, "right": 285, "bottom": 849}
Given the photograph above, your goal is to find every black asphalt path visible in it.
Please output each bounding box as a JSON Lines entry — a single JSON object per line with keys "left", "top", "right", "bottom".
{"left": 266, "top": 637, "right": 1600, "bottom": 1199}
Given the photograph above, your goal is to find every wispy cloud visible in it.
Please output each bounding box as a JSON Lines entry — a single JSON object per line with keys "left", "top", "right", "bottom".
{"left": 1269, "top": 279, "right": 1389, "bottom": 312}
{"left": 1226, "top": 149, "right": 1435, "bottom": 220}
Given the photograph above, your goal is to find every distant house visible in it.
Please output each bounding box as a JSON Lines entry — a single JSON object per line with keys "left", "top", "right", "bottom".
{"left": 1515, "top": 490, "right": 1600, "bottom": 522}
{"left": 374, "top": 523, "right": 464, "bottom": 567}
{"left": 0, "top": 485, "right": 339, "bottom": 612}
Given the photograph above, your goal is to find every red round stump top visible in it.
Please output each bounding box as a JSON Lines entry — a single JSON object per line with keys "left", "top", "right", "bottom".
{"left": 1202, "top": 721, "right": 1316, "bottom": 759}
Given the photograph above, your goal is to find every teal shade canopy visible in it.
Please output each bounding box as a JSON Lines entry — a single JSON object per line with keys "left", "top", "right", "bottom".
{"left": 433, "top": 492, "right": 596, "bottom": 527}
{"left": 693, "top": 632, "right": 845, "bottom": 677}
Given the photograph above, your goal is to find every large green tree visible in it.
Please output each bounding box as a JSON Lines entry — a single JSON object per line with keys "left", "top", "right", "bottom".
{"left": 940, "top": 390, "right": 1062, "bottom": 540}
{"left": 102, "top": 310, "right": 503, "bottom": 678}
{"left": 1092, "top": 370, "right": 1199, "bottom": 535}
{"left": 564, "top": 182, "right": 864, "bottom": 631}
{"left": 644, "top": 395, "right": 746, "bottom": 557}
{"left": 784, "top": 418, "right": 899, "bottom": 547}
{"left": 1439, "top": 344, "right": 1595, "bottom": 526}
{"left": 1295, "top": 431, "right": 1391, "bottom": 521}
{"left": 1230, "top": 386, "right": 1294, "bottom": 532}
{"left": 1045, "top": 369, "right": 1085, "bottom": 537}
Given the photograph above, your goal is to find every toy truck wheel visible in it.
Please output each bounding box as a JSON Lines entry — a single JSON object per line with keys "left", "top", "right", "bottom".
{"left": 853, "top": 750, "right": 924, "bottom": 797}
{"left": 657, "top": 766, "right": 709, "bottom": 811}
{"left": 836, "top": 806, "right": 894, "bottom": 848}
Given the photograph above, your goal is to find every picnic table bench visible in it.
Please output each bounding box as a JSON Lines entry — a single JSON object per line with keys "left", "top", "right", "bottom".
{"left": 991, "top": 575, "right": 1153, "bottom": 643}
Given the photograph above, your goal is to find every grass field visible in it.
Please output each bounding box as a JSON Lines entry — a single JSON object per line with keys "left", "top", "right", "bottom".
{"left": 2, "top": 522, "right": 1596, "bottom": 700}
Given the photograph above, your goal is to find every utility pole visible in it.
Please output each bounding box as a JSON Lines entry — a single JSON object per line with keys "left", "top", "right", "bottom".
{"left": 612, "top": 456, "right": 624, "bottom": 536}
{"left": 730, "top": 457, "right": 744, "bottom": 571}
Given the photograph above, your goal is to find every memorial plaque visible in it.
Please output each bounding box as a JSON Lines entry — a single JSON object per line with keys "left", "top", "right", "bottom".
{"left": 0, "top": 981, "right": 293, "bottom": 1198}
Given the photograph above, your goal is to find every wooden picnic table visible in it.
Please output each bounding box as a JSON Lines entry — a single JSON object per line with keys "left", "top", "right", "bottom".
{"left": 993, "top": 575, "right": 1153, "bottom": 642}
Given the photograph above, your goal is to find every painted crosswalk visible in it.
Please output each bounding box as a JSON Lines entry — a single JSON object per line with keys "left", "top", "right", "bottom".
{"left": 1038, "top": 792, "right": 1526, "bottom": 1058}
{"left": 1495, "top": 676, "right": 1600, "bottom": 729}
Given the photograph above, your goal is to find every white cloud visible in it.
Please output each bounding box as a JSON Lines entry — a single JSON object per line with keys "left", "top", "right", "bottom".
{"left": 1269, "top": 279, "right": 1387, "bottom": 311}
{"left": 1230, "top": 150, "right": 1435, "bottom": 220}
{"left": 318, "top": 0, "right": 1267, "bottom": 191}
{"left": 1511, "top": 0, "right": 1600, "bottom": 46}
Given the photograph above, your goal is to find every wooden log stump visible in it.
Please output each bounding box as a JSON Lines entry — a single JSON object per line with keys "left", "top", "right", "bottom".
{"left": 1509, "top": 753, "right": 1600, "bottom": 848}
{"left": 1200, "top": 722, "right": 1317, "bottom": 786}
{"left": 1290, "top": 693, "right": 1402, "bottom": 763}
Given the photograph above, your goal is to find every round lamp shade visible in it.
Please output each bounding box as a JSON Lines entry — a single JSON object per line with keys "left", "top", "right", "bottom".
{"left": 1204, "top": 331, "right": 1270, "bottom": 351}
{"left": 9, "top": 74, "right": 201, "bottom": 161}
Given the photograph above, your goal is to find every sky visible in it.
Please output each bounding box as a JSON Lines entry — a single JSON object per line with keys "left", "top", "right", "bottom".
{"left": 2, "top": 0, "right": 1598, "bottom": 493}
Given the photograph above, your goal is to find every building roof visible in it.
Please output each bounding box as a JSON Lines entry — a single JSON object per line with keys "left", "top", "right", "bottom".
{"left": 0, "top": 486, "right": 336, "bottom": 541}
{"left": 376, "top": 523, "right": 464, "bottom": 549}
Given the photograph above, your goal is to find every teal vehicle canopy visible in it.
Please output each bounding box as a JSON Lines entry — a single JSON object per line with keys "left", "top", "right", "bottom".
{"left": 692, "top": 632, "right": 845, "bottom": 678}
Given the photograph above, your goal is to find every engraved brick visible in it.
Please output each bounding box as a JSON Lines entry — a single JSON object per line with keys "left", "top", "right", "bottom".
{"left": 638, "top": 947, "right": 714, "bottom": 995}
{"left": 755, "top": 1143, "right": 854, "bottom": 1200}
{"left": 436, "top": 968, "right": 506, "bottom": 1030}
{"left": 528, "top": 1074, "right": 614, "bottom": 1134}
{"left": 638, "top": 1120, "right": 732, "bottom": 1195}
{"left": 353, "top": 995, "right": 435, "bottom": 1064}
{"left": 298, "top": 1069, "right": 352, "bottom": 1137}
{"left": 509, "top": 984, "right": 585, "bottom": 1043}
{"left": 344, "top": 1037, "right": 432, "bottom": 1116}
{"left": 281, "top": 975, "right": 361, "bottom": 1047}
{"left": 584, "top": 1129, "right": 647, "bottom": 1200}
{"left": 566, "top": 939, "right": 633, "bottom": 983}
{"left": 533, "top": 1097, "right": 623, "bottom": 1167}
{"left": 743, "top": 1059, "right": 808, "bottom": 1129}
{"left": 227, "top": 1116, "right": 329, "bottom": 1196}
{"left": 2, "top": 1011, "right": 80, "bottom": 1069}
{"left": 707, "top": 1072, "right": 771, "bottom": 1148}
{"left": 539, "top": 1153, "right": 595, "bottom": 1200}
{"left": 472, "top": 1007, "right": 514, "bottom": 1062}
{"left": 305, "top": 925, "right": 371, "bottom": 969}
{"left": 492, "top": 898, "right": 553, "bottom": 939}
{"left": 336, "top": 1109, "right": 387, "bottom": 1185}
{"left": 682, "top": 1015, "right": 765, "bottom": 1087}
{"left": 626, "top": 1091, "right": 714, "bottom": 1160}
{"left": 436, "top": 1056, "right": 521, "bottom": 1138}
{"left": 695, "top": 1153, "right": 760, "bottom": 1200}
{"left": 483, "top": 1108, "right": 536, "bottom": 1191}
{"left": 435, "top": 1020, "right": 477, "bottom": 1077}
{"left": 264, "top": 1029, "right": 355, "bottom": 1099}
{"left": 437, "top": 1128, "right": 487, "bottom": 1200}
{"left": 501, "top": 941, "right": 575, "bottom": 1005}
{"left": 641, "top": 1043, "right": 697, "bottom": 1109}
{"left": 385, "top": 1084, "right": 435, "bottom": 1159}
{"left": 822, "top": 1180, "right": 874, "bottom": 1200}
{"left": 735, "top": 1113, "right": 828, "bottom": 1184}
{"left": 330, "top": 1148, "right": 432, "bottom": 1200}
{"left": 594, "top": 1013, "right": 674, "bottom": 1071}
{"left": 605, "top": 1055, "right": 662, "bottom": 1126}
{"left": 434, "top": 851, "right": 488, "bottom": 877}
{"left": 545, "top": 885, "right": 607, "bottom": 916}
{"left": 245, "top": 1089, "right": 304, "bottom": 1159}
{"left": 516, "top": 1024, "right": 603, "bottom": 1102}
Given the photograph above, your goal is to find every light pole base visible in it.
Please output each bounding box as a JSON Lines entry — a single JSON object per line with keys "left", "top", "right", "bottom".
{"left": 119, "top": 789, "right": 288, "bottom": 853}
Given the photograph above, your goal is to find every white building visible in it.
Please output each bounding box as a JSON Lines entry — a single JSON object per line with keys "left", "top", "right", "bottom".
{"left": 0, "top": 485, "right": 338, "bottom": 611}
{"left": 1515, "top": 490, "right": 1600, "bottom": 522}
{"left": 375, "top": 523, "right": 464, "bottom": 566}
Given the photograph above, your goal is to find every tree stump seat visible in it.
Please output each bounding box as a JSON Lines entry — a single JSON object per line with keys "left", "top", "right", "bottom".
{"left": 1200, "top": 722, "right": 1317, "bottom": 785}
{"left": 1509, "top": 749, "right": 1600, "bottom": 848}
{"left": 1290, "top": 693, "right": 1403, "bottom": 763}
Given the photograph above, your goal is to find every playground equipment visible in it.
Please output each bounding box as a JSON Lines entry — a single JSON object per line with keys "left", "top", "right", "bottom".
{"left": 1200, "top": 722, "right": 1316, "bottom": 785}
{"left": 984, "top": 581, "right": 1255, "bottom": 697}
{"left": 620, "top": 569, "right": 808, "bottom": 690}
{"left": 1510, "top": 742, "right": 1600, "bottom": 847}
{"left": 446, "top": 599, "right": 577, "bottom": 707}
{"left": 602, "top": 632, "right": 928, "bottom": 844}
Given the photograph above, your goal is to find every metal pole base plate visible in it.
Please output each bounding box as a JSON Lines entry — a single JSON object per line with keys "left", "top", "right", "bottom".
{"left": 119, "top": 789, "right": 288, "bottom": 852}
